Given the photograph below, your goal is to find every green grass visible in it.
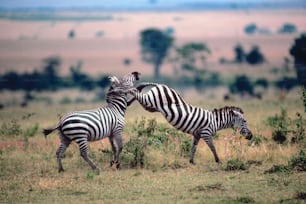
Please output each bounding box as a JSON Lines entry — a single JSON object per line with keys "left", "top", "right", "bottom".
{"left": 0, "top": 95, "right": 305, "bottom": 203}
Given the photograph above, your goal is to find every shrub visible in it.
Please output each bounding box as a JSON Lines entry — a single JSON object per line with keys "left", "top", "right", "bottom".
{"left": 224, "top": 158, "right": 248, "bottom": 171}
{"left": 248, "top": 134, "right": 268, "bottom": 146}
{"left": 291, "top": 112, "right": 305, "bottom": 144}
{"left": 0, "top": 119, "right": 22, "bottom": 138}
{"left": 123, "top": 117, "right": 190, "bottom": 168}
{"left": 267, "top": 108, "right": 305, "bottom": 145}
{"left": 264, "top": 164, "right": 290, "bottom": 174}
{"left": 267, "top": 108, "right": 290, "bottom": 144}
{"left": 288, "top": 150, "right": 306, "bottom": 171}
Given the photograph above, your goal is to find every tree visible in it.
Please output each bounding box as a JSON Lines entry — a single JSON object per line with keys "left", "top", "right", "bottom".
{"left": 140, "top": 28, "right": 173, "bottom": 80}
{"left": 245, "top": 46, "right": 265, "bottom": 65}
{"left": 289, "top": 33, "right": 306, "bottom": 87}
{"left": 244, "top": 23, "right": 257, "bottom": 35}
{"left": 42, "top": 56, "right": 61, "bottom": 91}
{"left": 174, "top": 42, "right": 210, "bottom": 71}
{"left": 229, "top": 75, "right": 254, "bottom": 96}
{"left": 234, "top": 44, "right": 245, "bottom": 63}
{"left": 278, "top": 23, "right": 297, "bottom": 34}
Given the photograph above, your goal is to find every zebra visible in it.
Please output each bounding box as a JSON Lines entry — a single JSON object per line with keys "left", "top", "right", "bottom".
{"left": 43, "top": 72, "right": 140, "bottom": 172}
{"left": 127, "top": 82, "right": 253, "bottom": 164}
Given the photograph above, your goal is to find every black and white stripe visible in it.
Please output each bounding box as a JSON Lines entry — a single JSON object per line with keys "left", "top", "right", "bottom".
{"left": 128, "top": 83, "right": 253, "bottom": 164}
{"left": 43, "top": 72, "right": 140, "bottom": 172}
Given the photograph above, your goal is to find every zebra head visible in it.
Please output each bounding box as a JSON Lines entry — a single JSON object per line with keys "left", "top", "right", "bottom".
{"left": 231, "top": 109, "right": 253, "bottom": 140}
{"left": 107, "top": 72, "right": 140, "bottom": 97}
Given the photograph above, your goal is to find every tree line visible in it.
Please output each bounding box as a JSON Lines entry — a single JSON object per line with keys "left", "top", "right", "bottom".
{"left": 0, "top": 57, "right": 110, "bottom": 92}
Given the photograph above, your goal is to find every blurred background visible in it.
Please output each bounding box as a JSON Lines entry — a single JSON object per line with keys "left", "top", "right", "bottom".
{"left": 0, "top": 0, "right": 305, "bottom": 106}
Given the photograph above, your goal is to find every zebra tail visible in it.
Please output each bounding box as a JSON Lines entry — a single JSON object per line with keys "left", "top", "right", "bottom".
{"left": 136, "top": 82, "right": 160, "bottom": 91}
{"left": 43, "top": 126, "right": 59, "bottom": 138}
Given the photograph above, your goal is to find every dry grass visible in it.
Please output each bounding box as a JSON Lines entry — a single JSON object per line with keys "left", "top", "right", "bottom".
{"left": 0, "top": 93, "right": 305, "bottom": 203}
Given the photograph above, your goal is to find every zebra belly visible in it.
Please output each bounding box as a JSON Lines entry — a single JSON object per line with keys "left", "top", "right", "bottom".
{"left": 61, "top": 115, "right": 113, "bottom": 142}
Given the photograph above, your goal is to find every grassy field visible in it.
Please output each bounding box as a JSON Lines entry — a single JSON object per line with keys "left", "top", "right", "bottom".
{"left": 0, "top": 93, "right": 305, "bottom": 203}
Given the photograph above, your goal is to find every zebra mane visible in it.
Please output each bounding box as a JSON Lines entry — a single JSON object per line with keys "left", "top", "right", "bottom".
{"left": 212, "top": 106, "right": 244, "bottom": 114}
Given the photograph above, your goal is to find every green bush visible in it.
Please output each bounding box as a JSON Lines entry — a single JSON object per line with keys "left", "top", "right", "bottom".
{"left": 289, "top": 150, "right": 306, "bottom": 171}
{"left": 123, "top": 117, "right": 190, "bottom": 168}
{"left": 264, "top": 164, "right": 290, "bottom": 174}
{"left": 267, "top": 108, "right": 289, "bottom": 144}
{"left": 266, "top": 108, "right": 305, "bottom": 144}
{"left": 248, "top": 134, "right": 268, "bottom": 146}
{"left": 0, "top": 119, "right": 22, "bottom": 138}
{"left": 224, "top": 158, "right": 248, "bottom": 171}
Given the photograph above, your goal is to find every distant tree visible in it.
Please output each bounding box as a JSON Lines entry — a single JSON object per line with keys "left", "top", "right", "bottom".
{"left": 97, "top": 76, "right": 110, "bottom": 89}
{"left": 123, "top": 58, "right": 131, "bottom": 66}
{"left": 233, "top": 44, "right": 245, "bottom": 63}
{"left": 244, "top": 23, "right": 257, "bottom": 35}
{"left": 69, "top": 61, "right": 94, "bottom": 90}
{"left": 42, "top": 56, "right": 61, "bottom": 91}
{"left": 278, "top": 23, "right": 297, "bottom": 34}
{"left": 229, "top": 75, "right": 254, "bottom": 96}
{"left": 68, "top": 30, "right": 75, "bottom": 39}
{"left": 174, "top": 42, "right": 210, "bottom": 72}
{"left": 245, "top": 46, "right": 265, "bottom": 65}
{"left": 289, "top": 33, "right": 306, "bottom": 87}
{"left": 0, "top": 72, "right": 21, "bottom": 91}
{"left": 275, "top": 77, "right": 298, "bottom": 91}
{"left": 140, "top": 28, "right": 173, "bottom": 79}
{"left": 255, "top": 78, "right": 269, "bottom": 89}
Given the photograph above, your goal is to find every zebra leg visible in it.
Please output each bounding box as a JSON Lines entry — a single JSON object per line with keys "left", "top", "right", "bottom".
{"left": 190, "top": 136, "right": 200, "bottom": 165}
{"left": 56, "top": 134, "right": 71, "bottom": 172}
{"left": 109, "top": 137, "right": 116, "bottom": 167}
{"left": 113, "top": 134, "right": 123, "bottom": 169}
{"left": 202, "top": 134, "right": 220, "bottom": 163}
{"left": 78, "top": 140, "right": 98, "bottom": 170}
{"left": 56, "top": 143, "right": 70, "bottom": 172}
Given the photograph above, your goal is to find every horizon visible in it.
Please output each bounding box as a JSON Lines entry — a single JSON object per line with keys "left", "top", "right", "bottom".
{"left": 1, "top": 0, "right": 305, "bottom": 10}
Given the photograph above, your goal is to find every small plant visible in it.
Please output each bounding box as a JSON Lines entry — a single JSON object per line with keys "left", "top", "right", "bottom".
{"left": 248, "top": 134, "right": 267, "bottom": 146}
{"left": 224, "top": 158, "right": 248, "bottom": 171}
{"left": 235, "top": 196, "right": 255, "bottom": 203}
{"left": 180, "top": 137, "right": 191, "bottom": 157}
{"left": 23, "top": 123, "right": 39, "bottom": 144}
{"left": 264, "top": 164, "right": 290, "bottom": 174}
{"left": 294, "top": 191, "right": 306, "bottom": 200}
{"left": 267, "top": 108, "right": 290, "bottom": 144}
{"left": 288, "top": 150, "right": 306, "bottom": 171}
{"left": 0, "top": 119, "right": 22, "bottom": 138}
{"left": 267, "top": 108, "right": 305, "bottom": 145}
{"left": 291, "top": 112, "right": 305, "bottom": 144}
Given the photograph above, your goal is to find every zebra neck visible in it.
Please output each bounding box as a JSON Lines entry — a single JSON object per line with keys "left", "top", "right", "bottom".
{"left": 108, "top": 100, "right": 127, "bottom": 115}
{"left": 212, "top": 111, "right": 233, "bottom": 131}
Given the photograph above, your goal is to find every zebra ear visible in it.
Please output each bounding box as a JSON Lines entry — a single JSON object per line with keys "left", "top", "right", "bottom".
{"left": 232, "top": 110, "right": 241, "bottom": 117}
{"left": 132, "top": 71, "right": 141, "bottom": 80}
{"left": 108, "top": 76, "right": 120, "bottom": 86}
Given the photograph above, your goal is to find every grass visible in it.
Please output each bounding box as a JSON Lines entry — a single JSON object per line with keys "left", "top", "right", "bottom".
{"left": 0, "top": 94, "right": 305, "bottom": 203}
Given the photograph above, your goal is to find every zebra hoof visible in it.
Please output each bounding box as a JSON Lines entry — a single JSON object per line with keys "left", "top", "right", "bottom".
{"left": 110, "top": 160, "right": 115, "bottom": 167}
{"left": 189, "top": 160, "right": 196, "bottom": 165}
{"left": 58, "top": 168, "right": 64, "bottom": 173}
{"left": 116, "top": 163, "right": 120, "bottom": 170}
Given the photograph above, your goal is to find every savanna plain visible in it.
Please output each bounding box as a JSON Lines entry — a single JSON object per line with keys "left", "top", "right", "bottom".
{"left": 0, "top": 96, "right": 305, "bottom": 203}
{"left": 0, "top": 9, "right": 306, "bottom": 204}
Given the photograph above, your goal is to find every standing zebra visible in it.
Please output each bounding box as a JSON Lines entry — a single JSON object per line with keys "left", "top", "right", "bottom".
{"left": 43, "top": 72, "right": 140, "bottom": 172}
{"left": 128, "top": 83, "right": 253, "bottom": 164}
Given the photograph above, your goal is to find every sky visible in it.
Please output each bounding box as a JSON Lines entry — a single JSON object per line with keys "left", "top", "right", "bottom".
{"left": 0, "top": 0, "right": 304, "bottom": 9}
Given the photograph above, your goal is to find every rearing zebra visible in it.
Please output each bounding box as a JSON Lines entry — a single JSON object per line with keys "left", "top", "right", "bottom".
{"left": 128, "top": 83, "right": 253, "bottom": 164}
{"left": 43, "top": 72, "right": 140, "bottom": 172}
